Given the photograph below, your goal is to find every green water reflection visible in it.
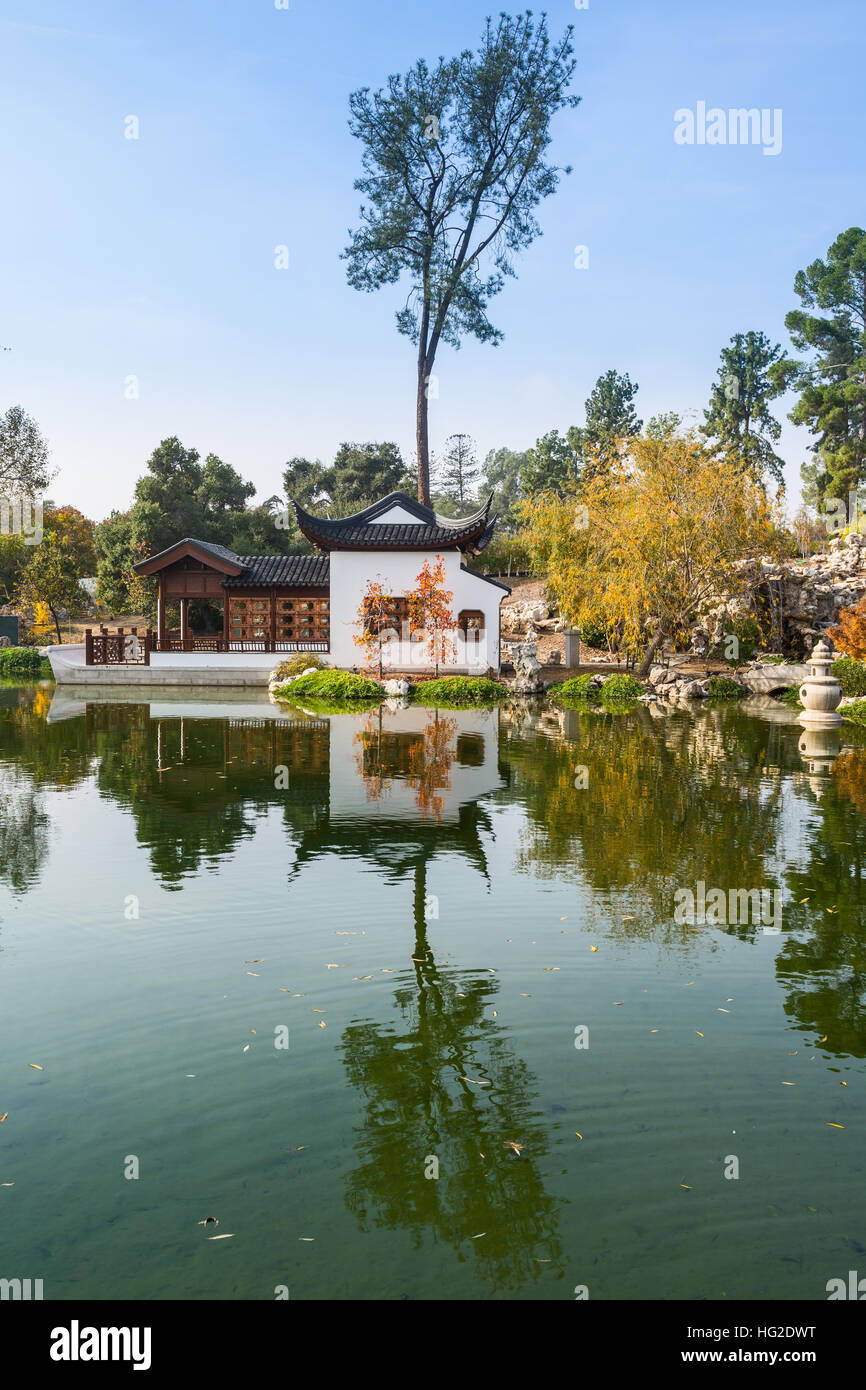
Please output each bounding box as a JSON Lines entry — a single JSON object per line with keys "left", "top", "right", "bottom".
{"left": 0, "top": 684, "right": 865, "bottom": 1299}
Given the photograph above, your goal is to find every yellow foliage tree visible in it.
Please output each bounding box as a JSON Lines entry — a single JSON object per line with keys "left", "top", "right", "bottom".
{"left": 519, "top": 428, "right": 784, "bottom": 675}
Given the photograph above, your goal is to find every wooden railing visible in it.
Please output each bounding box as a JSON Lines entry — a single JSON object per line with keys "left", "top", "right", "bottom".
{"left": 85, "top": 628, "right": 152, "bottom": 666}
{"left": 85, "top": 629, "right": 329, "bottom": 664}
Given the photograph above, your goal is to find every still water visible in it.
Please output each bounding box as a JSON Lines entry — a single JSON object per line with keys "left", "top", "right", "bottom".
{"left": 1, "top": 683, "right": 865, "bottom": 1300}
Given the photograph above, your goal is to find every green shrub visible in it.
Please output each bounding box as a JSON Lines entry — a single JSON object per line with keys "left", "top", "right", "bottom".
{"left": 842, "top": 698, "right": 866, "bottom": 725}
{"left": 832, "top": 657, "right": 866, "bottom": 697}
{"left": 777, "top": 685, "right": 802, "bottom": 708}
{"left": 710, "top": 616, "right": 762, "bottom": 666}
{"left": 577, "top": 619, "right": 612, "bottom": 650}
{"left": 273, "top": 670, "right": 382, "bottom": 702}
{"left": 271, "top": 653, "right": 327, "bottom": 681}
{"left": 599, "top": 673, "right": 643, "bottom": 701}
{"left": 412, "top": 676, "right": 508, "bottom": 705}
{"left": 553, "top": 674, "right": 596, "bottom": 700}
{"left": 706, "top": 676, "right": 745, "bottom": 699}
{"left": 0, "top": 647, "right": 53, "bottom": 679}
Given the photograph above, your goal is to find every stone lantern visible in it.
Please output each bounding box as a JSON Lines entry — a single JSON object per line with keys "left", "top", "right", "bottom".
{"left": 798, "top": 639, "right": 842, "bottom": 729}
{"left": 797, "top": 726, "right": 841, "bottom": 798}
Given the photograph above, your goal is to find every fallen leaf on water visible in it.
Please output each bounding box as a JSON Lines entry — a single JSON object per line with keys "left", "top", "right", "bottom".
{"left": 543, "top": 967, "right": 560, "bottom": 972}
{"left": 590, "top": 946, "right": 598, "bottom": 953}
{"left": 381, "top": 969, "right": 395, "bottom": 974}
{"left": 242, "top": 1044, "right": 250, "bottom": 1053}
{"left": 471, "top": 1232, "right": 486, "bottom": 1239}
{"left": 312, "top": 1009, "right": 326, "bottom": 1013}
{"left": 827, "top": 1122, "right": 845, "bottom": 1129}
{"left": 246, "top": 972, "right": 261, "bottom": 977}
{"left": 353, "top": 976, "right": 373, "bottom": 981}
{"left": 717, "top": 1008, "right": 730, "bottom": 1013}
{"left": 680, "top": 1184, "right": 692, "bottom": 1189}
{"left": 818, "top": 1035, "right": 828, "bottom": 1043}
{"left": 27, "top": 1064, "right": 43, "bottom": 1071}
{"left": 185, "top": 1074, "right": 196, "bottom": 1078}
{"left": 622, "top": 915, "right": 635, "bottom": 922}
{"left": 614, "top": 1002, "right": 624, "bottom": 1006}
{"left": 782, "top": 1081, "right": 795, "bottom": 1086}
{"left": 696, "top": 1031, "right": 704, "bottom": 1037}
{"left": 244, "top": 959, "right": 264, "bottom": 964}
{"left": 684, "top": 982, "right": 694, "bottom": 987}
{"left": 0, "top": 1114, "right": 7, "bottom": 1123}
{"left": 799, "top": 898, "right": 810, "bottom": 904}
{"left": 0, "top": 1182, "right": 13, "bottom": 1187}
{"left": 208, "top": 1234, "right": 234, "bottom": 1240}
{"left": 492, "top": 1010, "right": 498, "bottom": 1017}
{"left": 462, "top": 1076, "right": 489, "bottom": 1086}
{"left": 575, "top": 1132, "right": 583, "bottom": 1140}
{"left": 650, "top": 1029, "right": 659, "bottom": 1034}
{"left": 504, "top": 1141, "right": 524, "bottom": 1154}
{"left": 520, "top": 993, "right": 531, "bottom": 997}
{"left": 299, "top": 1237, "right": 315, "bottom": 1242}
{"left": 841, "top": 1081, "right": 847, "bottom": 1086}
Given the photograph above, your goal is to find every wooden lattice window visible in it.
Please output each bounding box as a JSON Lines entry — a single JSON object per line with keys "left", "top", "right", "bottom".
{"left": 277, "top": 596, "right": 329, "bottom": 642}
{"left": 229, "top": 597, "right": 270, "bottom": 641}
{"left": 458, "top": 609, "right": 485, "bottom": 634}
{"left": 366, "top": 595, "right": 409, "bottom": 636}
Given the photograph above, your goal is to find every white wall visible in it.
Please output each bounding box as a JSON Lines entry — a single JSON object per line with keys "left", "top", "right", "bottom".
{"left": 328, "top": 549, "right": 505, "bottom": 672}
{"left": 328, "top": 705, "right": 503, "bottom": 822}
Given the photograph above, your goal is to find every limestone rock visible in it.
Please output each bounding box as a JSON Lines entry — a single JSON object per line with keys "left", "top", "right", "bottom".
{"left": 511, "top": 641, "right": 544, "bottom": 695}
{"left": 383, "top": 678, "right": 410, "bottom": 696}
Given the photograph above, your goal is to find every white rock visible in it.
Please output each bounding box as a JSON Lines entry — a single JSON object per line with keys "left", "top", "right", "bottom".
{"left": 383, "top": 678, "right": 410, "bottom": 696}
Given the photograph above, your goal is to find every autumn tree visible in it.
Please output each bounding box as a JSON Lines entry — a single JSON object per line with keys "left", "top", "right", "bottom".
{"left": 408, "top": 555, "right": 455, "bottom": 676}
{"left": 519, "top": 428, "right": 784, "bottom": 676}
{"left": 828, "top": 596, "right": 866, "bottom": 659}
{"left": 343, "top": 13, "right": 579, "bottom": 505}
{"left": 353, "top": 577, "right": 400, "bottom": 678}
{"left": 17, "top": 533, "right": 87, "bottom": 643}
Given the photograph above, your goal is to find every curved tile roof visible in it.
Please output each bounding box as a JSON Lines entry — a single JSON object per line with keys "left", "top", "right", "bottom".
{"left": 293, "top": 491, "right": 497, "bottom": 552}
{"left": 223, "top": 555, "right": 330, "bottom": 587}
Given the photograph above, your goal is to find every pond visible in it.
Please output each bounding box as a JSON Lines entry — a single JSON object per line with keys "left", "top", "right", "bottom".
{"left": 0, "top": 683, "right": 865, "bottom": 1300}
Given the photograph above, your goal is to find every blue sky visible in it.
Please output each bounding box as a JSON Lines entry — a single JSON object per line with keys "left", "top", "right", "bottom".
{"left": 0, "top": 0, "right": 863, "bottom": 519}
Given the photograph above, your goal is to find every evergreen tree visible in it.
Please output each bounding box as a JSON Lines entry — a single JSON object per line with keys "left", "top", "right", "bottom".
{"left": 776, "top": 227, "right": 866, "bottom": 515}
{"left": 578, "top": 369, "right": 642, "bottom": 479}
{"left": 702, "top": 331, "right": 788, "bottom": 486}
{"left": 343, "top": 14, "right": 579, "bottom": 504}
{"left": 434, "top": 434, "right": 480, "bottom": 509}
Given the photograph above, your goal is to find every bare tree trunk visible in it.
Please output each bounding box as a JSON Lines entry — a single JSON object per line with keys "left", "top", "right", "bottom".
{"left": 416, "top": 358, "right": 431, "bottom": 505}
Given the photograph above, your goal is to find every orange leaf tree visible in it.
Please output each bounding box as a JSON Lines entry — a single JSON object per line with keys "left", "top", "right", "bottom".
{"left": 408, "top": 555, "right": 455, "bottom": 676}
{"left": 828, "top": 597, "right": 866, "bottom": 659}
{"left": 354, "top": 577, "right": 396, "bottom": 678}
